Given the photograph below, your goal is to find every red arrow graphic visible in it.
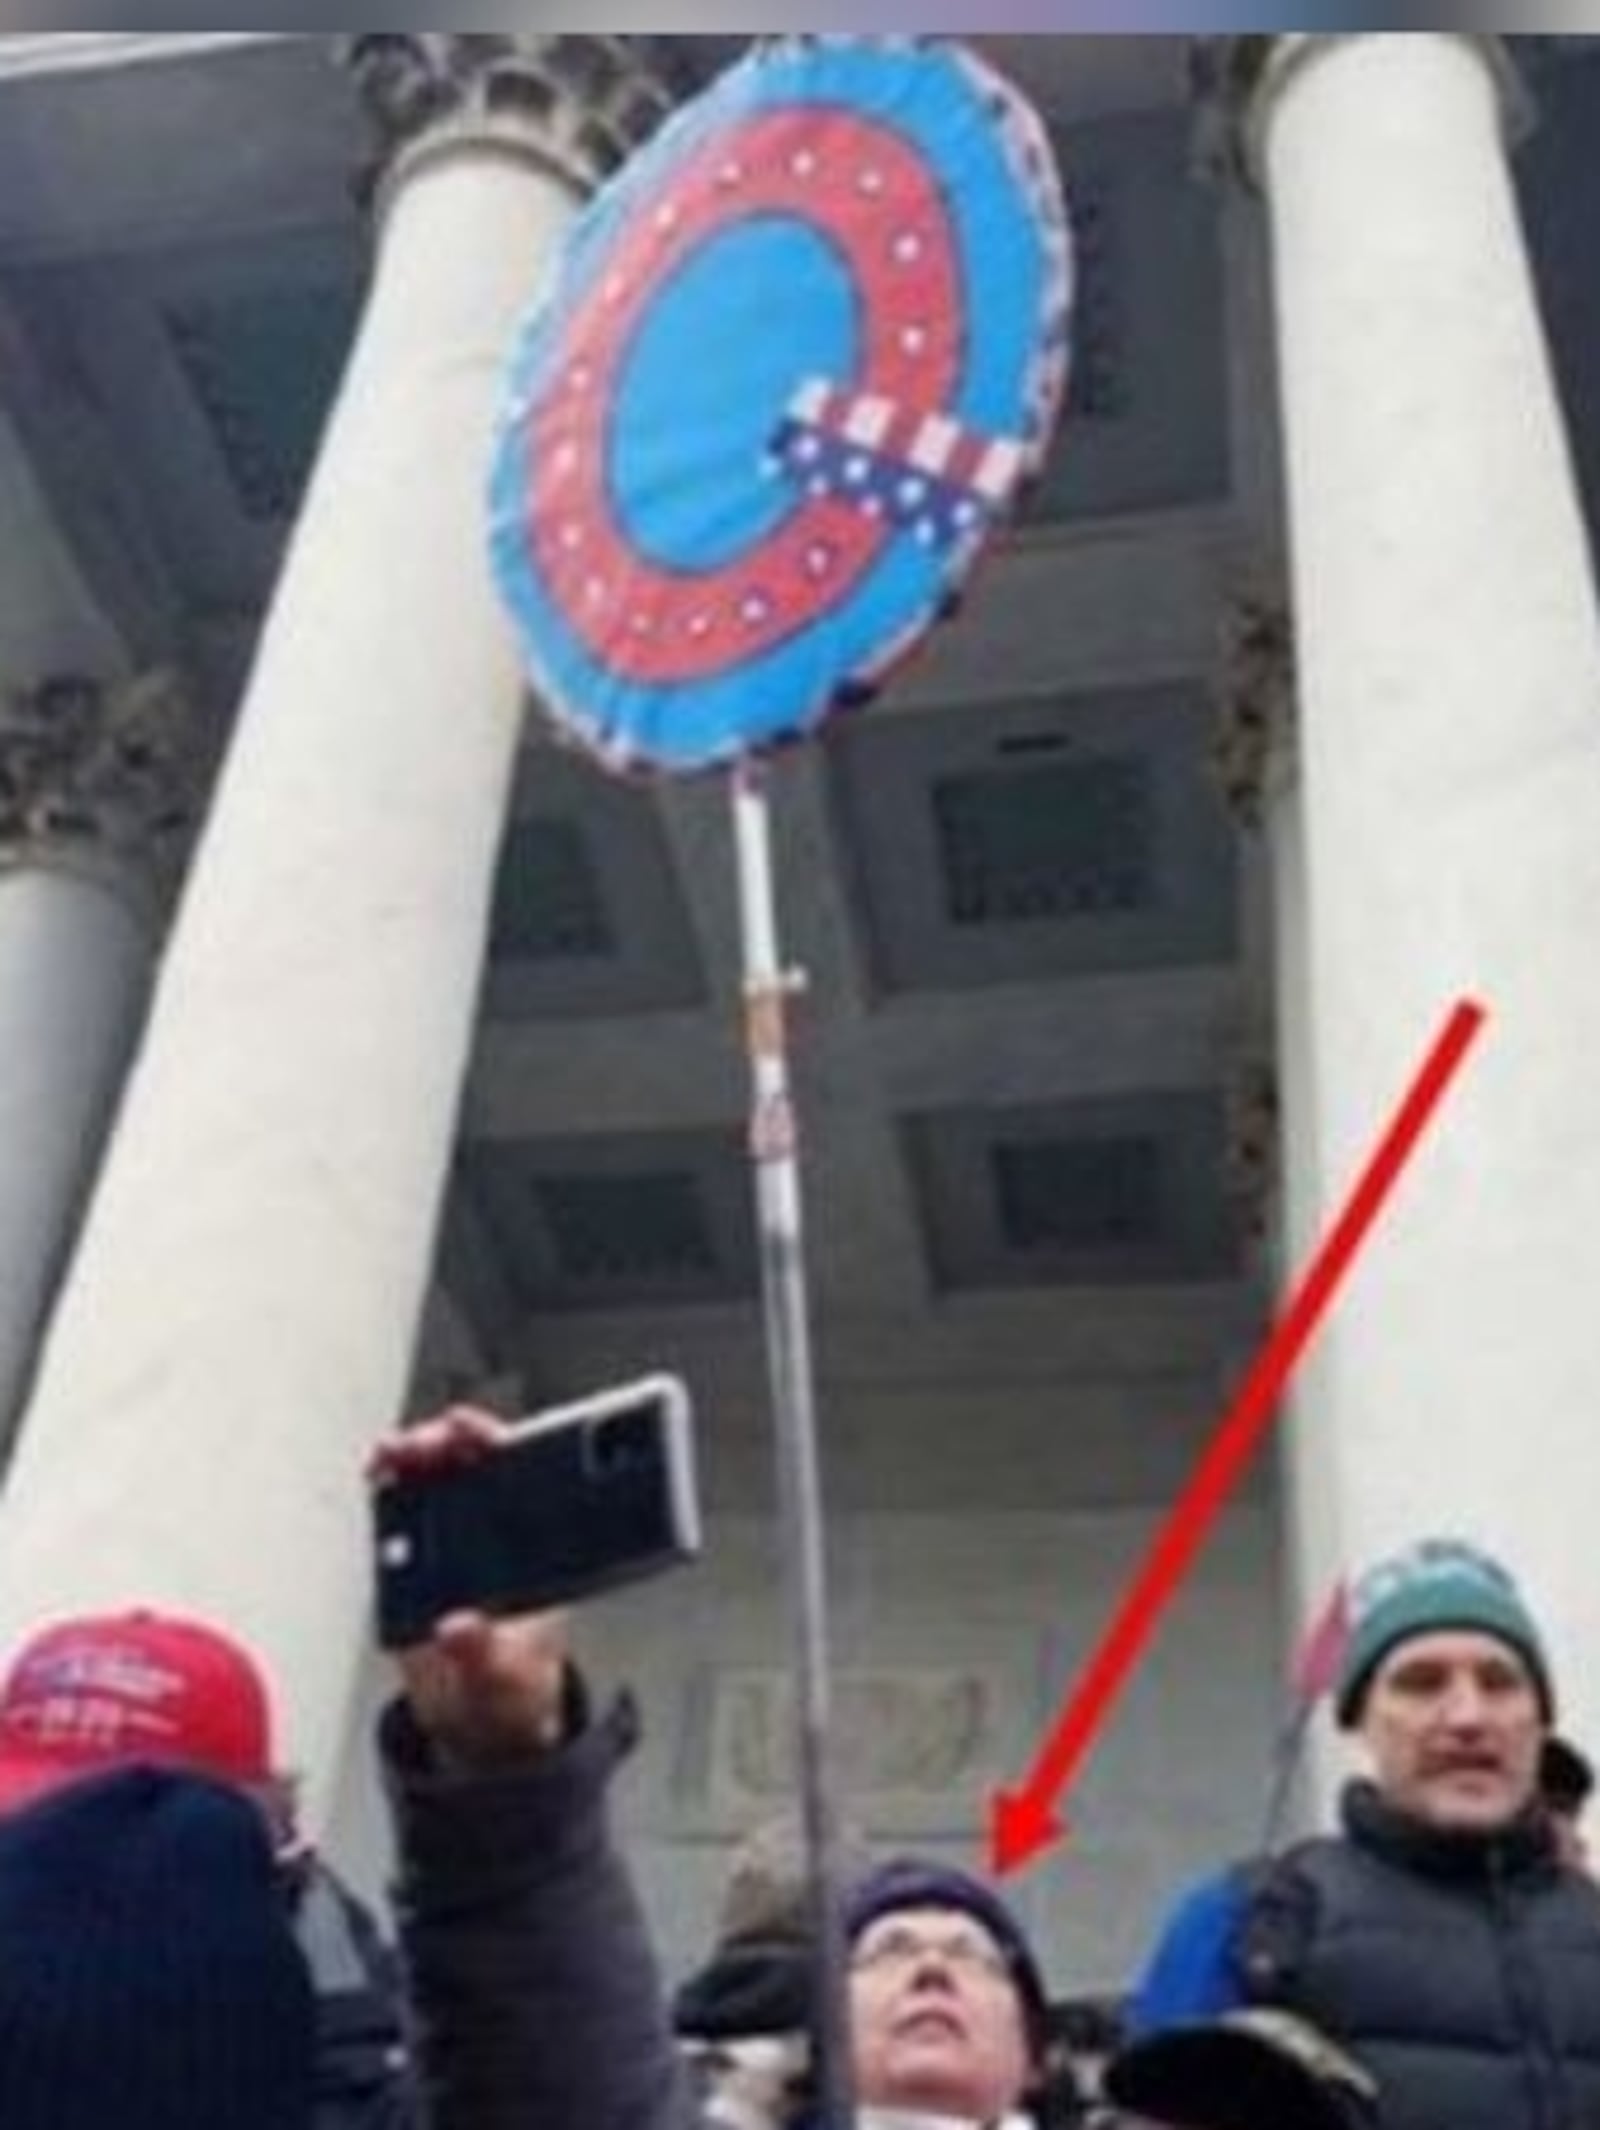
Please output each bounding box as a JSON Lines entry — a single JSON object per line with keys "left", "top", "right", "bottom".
{"left": 988, "top": 998, "right": 1488, "bottom": 1878}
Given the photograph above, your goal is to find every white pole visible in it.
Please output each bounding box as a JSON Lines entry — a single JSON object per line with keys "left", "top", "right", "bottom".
{"left": 731, "top": 757, "right": 854, "bottom": 2130}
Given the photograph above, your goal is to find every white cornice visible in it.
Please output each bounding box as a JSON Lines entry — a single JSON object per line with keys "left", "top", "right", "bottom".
{"left": 0, "top": 33, "right": 305, "bottom": 84}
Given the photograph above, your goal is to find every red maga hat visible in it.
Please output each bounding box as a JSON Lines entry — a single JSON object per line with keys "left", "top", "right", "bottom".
{"left": 0, "top": 1611, "right": 274, "bottom": 1814}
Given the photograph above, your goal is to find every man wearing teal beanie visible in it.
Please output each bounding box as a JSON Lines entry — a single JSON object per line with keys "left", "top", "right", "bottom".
{"left": 1332, "top": 1536, "right": 1555, "bottom": 1731}
{"left": 1127, "top": 1537, "right": 1600, "bottom": 2130}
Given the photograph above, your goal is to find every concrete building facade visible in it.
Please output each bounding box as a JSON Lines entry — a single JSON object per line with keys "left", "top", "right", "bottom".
{"left": 0, "top": 32, "right": 1596, "bottom": 1987}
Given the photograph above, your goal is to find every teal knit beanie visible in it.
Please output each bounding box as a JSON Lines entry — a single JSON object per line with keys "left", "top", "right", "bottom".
{"left": 1335, "top": 1538, "right": 1553, "bottom": 1729}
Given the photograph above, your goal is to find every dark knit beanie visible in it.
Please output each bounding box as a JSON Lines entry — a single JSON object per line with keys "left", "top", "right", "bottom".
{"left": 843, "top": 1856, "right": 1049, "bottom": 2047}
{"left": 1334, "top": 1538, "right": 1552, "bottom": 1728}
{"left": 0, "top": 1762, "right": 315, "bottom": 2130}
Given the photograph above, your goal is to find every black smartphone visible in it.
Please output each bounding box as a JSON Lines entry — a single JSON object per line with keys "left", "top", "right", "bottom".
{"left": 372, "top": 1373, "right": 702, "bottom": 1649}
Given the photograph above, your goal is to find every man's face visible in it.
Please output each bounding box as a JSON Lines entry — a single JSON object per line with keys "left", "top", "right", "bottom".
{"left": 1358, "top": 1629, "right": 1543, "bottom": 1831}
{"left": 849, "top": 1903, "right": 1035, "bottom": 2121}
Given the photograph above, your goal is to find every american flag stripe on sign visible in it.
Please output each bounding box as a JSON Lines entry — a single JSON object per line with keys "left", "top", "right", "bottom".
{"left": 775, "top": 378, "right": 1027, "bottom": 553}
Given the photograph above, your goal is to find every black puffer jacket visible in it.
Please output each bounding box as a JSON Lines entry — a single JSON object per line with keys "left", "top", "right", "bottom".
{"left": 381, "top": 1679, "right": 688, "bottom": 2130}
{"left": 1247, "top": 1780, "right": 1600, "bottom": 2130}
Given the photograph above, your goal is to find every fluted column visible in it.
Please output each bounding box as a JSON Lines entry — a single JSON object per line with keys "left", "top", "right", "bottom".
{"left": 0, "top": 672, "right": 196, "bottom": 1451}
{"left": 0, "top": 37, "right": 673, "bottom": 1823}
{"left": 1233, "top": 35, "right": 1600, "bottom": 1763}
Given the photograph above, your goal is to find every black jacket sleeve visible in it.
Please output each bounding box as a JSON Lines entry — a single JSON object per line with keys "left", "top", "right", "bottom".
{"left": 381, "top": 1678, "right": 690, "bottom": 2130}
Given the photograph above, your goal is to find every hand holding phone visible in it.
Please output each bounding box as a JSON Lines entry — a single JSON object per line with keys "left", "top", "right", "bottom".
{"left": 372, "top": 1374, "right": 702, "bottom": 1654}
{"left": 369, "top": 1407, "right": 572, "bottom": 1759}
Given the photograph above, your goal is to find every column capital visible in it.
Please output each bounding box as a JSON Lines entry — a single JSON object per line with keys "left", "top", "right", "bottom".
{"left": 0, "top": 669, "right": 203, "bottom": 904}
{"left": 343, "top": 34, "right": 677, "bottom": 216}
{"left": 1210, "top": 579, "right": 1297, "bottom": 829}
{"left": 1192, "top": 35, "right": 1529, "bottom": 191}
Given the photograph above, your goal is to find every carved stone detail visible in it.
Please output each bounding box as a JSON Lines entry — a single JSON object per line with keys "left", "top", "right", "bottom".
{"left": 1210, "top": 586, "right": 1297, "bottom": 829}
{"left": 1222, "top": 1048, "right": 1280, "bottom": 1248}
{"left": 344, "top": 35, "right": 676, "bottom": 208}
{"left": 711, "top": 1668, "right": 990, "bottom": 1804}
{"left": 0, "top": 670, "right": 202, "bottom": 896}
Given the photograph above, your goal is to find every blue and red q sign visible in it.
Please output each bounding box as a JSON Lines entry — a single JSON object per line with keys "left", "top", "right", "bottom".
{"left": 490, "top": 37, "right": 1072, "bottom": 775}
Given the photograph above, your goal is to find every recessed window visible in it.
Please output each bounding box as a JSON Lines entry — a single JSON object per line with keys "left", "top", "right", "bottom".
{"left": 992, "top": 1136, "right": 1161, "bottom": 1253}
{"left": 932, "top": 757, "right": 1152, "bottom": 927}
{"left": 533, "top": 1171, "right": 714, "bottom": 1282}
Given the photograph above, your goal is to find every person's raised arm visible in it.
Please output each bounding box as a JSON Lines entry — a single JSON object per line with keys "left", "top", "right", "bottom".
{"left": 372, "top": 1406, "right": 690, "bottom": 2130}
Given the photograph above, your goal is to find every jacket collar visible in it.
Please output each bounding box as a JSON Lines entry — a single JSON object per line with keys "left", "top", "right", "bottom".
{"left": 1340, "top": 1776, "right": 1557, "bottom": 1881}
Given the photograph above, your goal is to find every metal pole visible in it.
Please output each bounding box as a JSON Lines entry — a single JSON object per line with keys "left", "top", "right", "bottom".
{"left": 1259, "top": 1698, "right": 1314, "bottom": 1852}
{"left": 729, "top": 755, "right": 855, "bottom": 2130}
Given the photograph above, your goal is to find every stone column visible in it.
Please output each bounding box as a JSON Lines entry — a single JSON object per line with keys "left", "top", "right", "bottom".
{"left": 1234, "top": 35, "right": 1600, "bottom": 1757}
{"left": 0, "top": 36, "right": 672, "bottom": 1824}
{"left": 0, "top": 672, "right": 195, "bottom": 1453}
